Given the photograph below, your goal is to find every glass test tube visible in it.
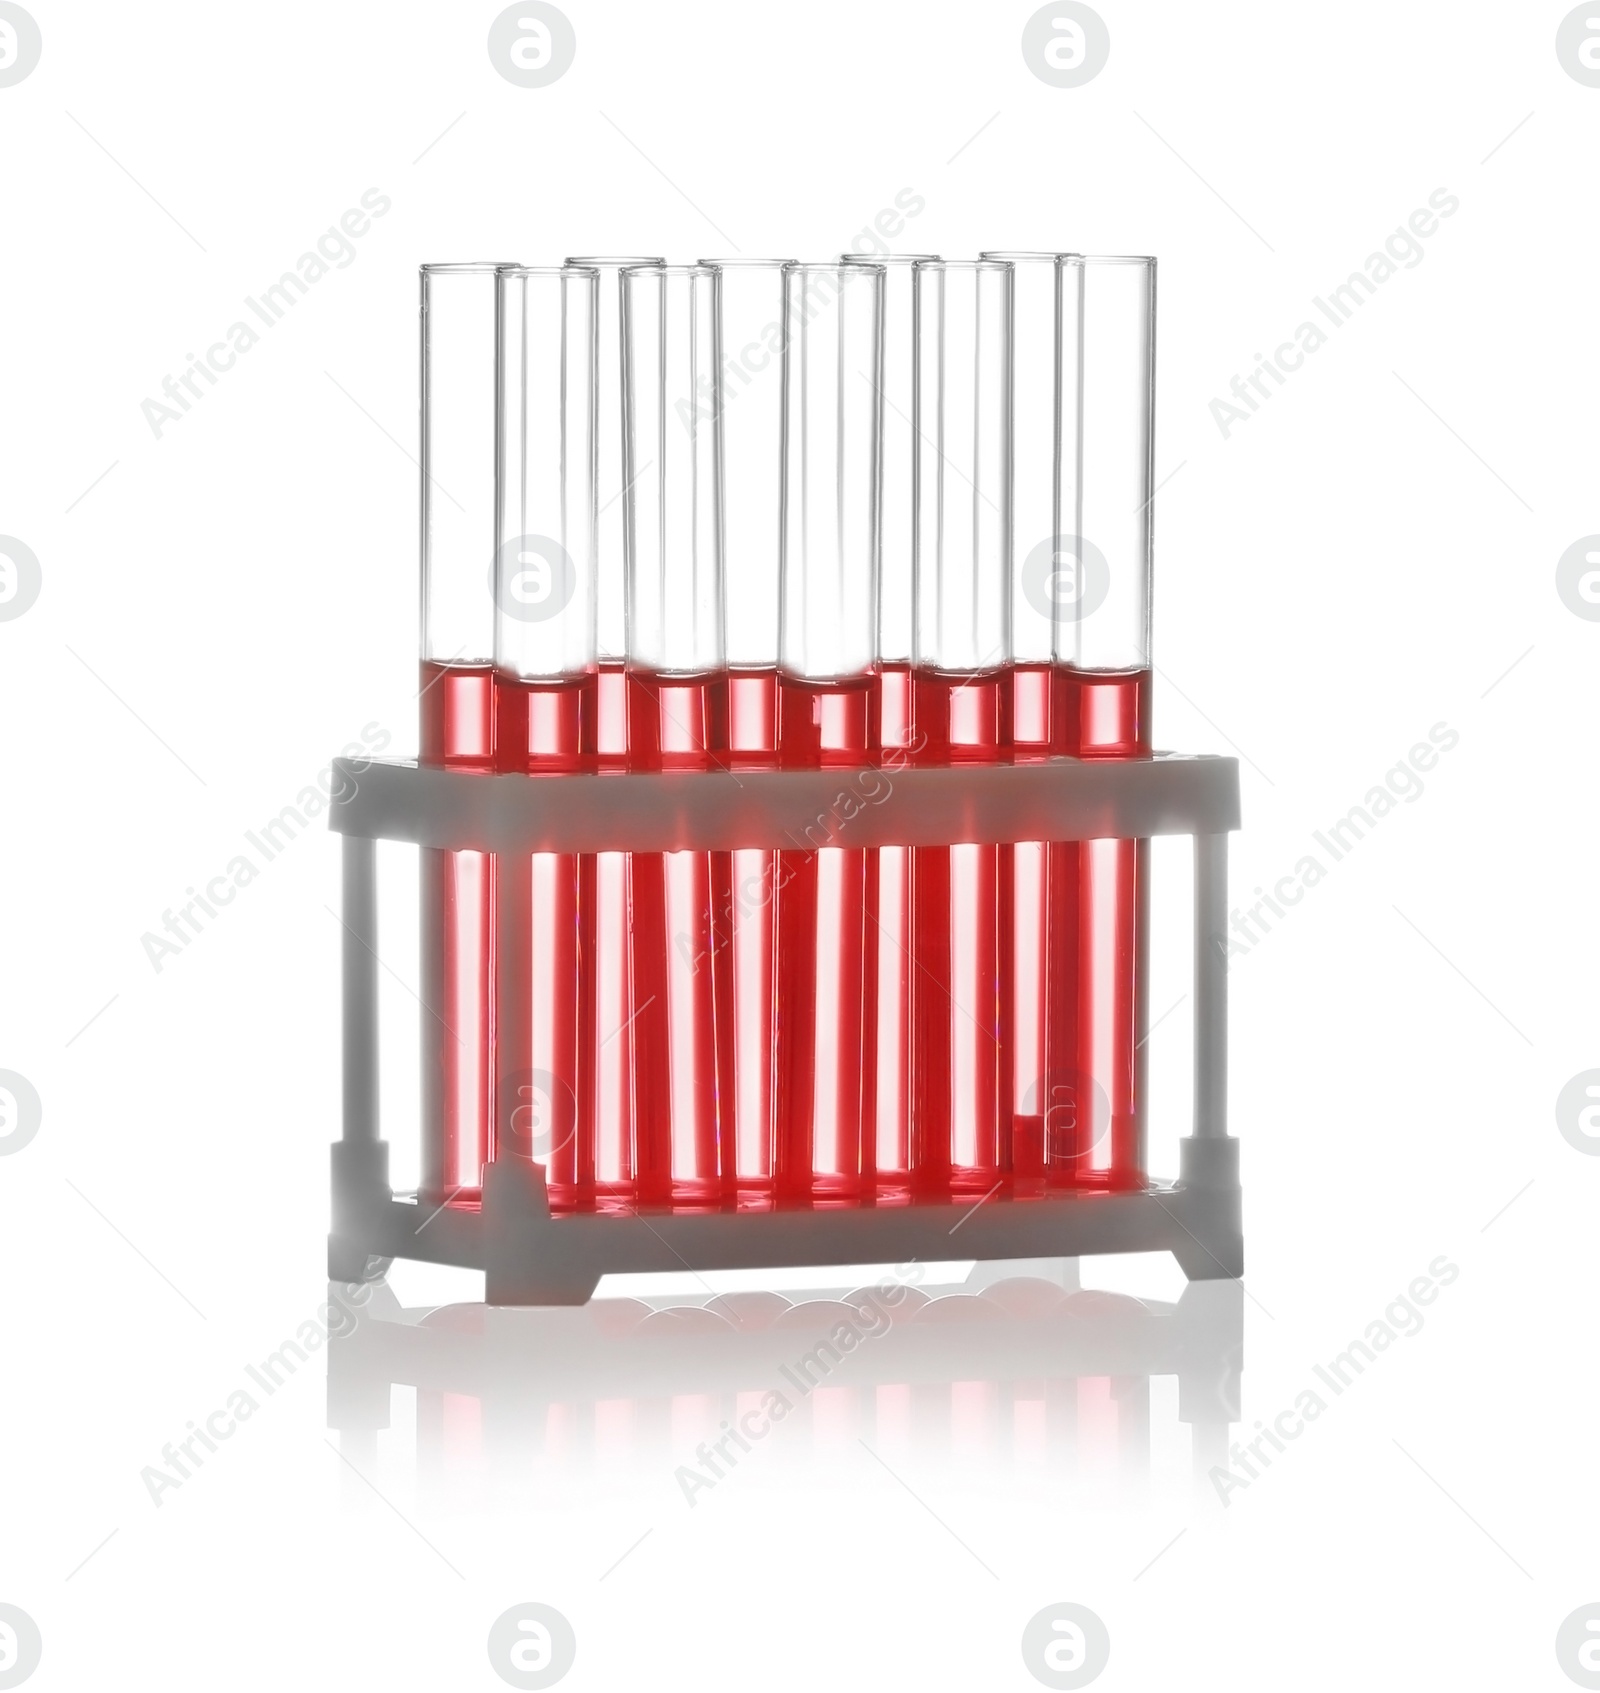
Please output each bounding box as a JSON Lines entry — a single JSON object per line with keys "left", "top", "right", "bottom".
{"left": 419, "top": 262, "right": 514, "bottom": 1206}
{"left": 980, "top": 251, "right": 1079, "bottom": 1190}
{"left": 842, "top": 252, "right": 938, "bottom": 1199}
{"left": 774, "top": 261, "right": 883, "bottom": 1204}
{"left": 1058, "top": 256, "right": 1155, "bottom": 1188}
{"left": 493, "top": 265, "right": 599, "bottom": 1210}
{"left": 565, "top": 257, "right": 665, "bottom": 1207}
{"left": 703, "top": 258, "right": 794, "bottom": 1202}
{"left": 621, "top": 264, "right": 731, "bottom": 1208}
{"left": 912, "top": 258, "right": 1013, "bottom": 1198}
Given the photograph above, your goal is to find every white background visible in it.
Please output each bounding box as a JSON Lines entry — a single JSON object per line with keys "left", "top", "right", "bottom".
{"left": 2, "top": 2, "right": 1596, "bottom": 1688}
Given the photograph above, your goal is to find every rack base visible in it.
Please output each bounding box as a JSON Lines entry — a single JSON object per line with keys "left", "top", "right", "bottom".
{"left": 329, "top": 1136, "right": 1242, "bottom": 1306}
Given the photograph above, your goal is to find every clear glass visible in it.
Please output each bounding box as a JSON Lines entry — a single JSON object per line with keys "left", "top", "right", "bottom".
{"left": 1058, "top": 256, "right": 1086, "bottom": 661}
{"left": 841, "top": 253, "right": 937, "bottom": 665}
{"left": 779, "top": 262, "right": 883, "bottom": 680}
{"left": 622, "top": 265, "right": 724, "bottom": 675}
{"left": 494, "top": 266, "right": 599, "bottom": 679}
{"left": 913, "top": 260, "right": 1013, "bottom": 672}
{"left": 701, "top": 260, "right": 793, "bottom": 1199}
{"left": 840, "top": 254, "right": 932, "bottom": 1190}
{"left": 564, "top": 258, "right": 665, "bottom": 663}
{"left": 980, "top": 253, "right": 1081, "bottom": 1181}
{"left": 1075, "top": 256, "right": 1154, "bottom": 670}
{"left": 980, "top": 252, "right": 1081, "bottom": 666}
{"left": 421, "top": 263, "right": 514, "bottom": 663}
{"left": 417, "top": 263, "right": 514, "bottom": 1208}
{"left": 701, "top": 259, "right": 792, "bottom": 667}
{"left": 563, "top": 260, "right": 664, "bottom": 1203}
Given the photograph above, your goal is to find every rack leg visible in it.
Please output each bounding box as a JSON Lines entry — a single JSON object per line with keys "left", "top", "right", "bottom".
{"left": 1193, "top": 832, "right": 1228, "bottom": 1141}
{"left": 482, "top": 1159, "right": 602, "bottom": 1306}
{"left": 330, "top": 833, "right": 392, "bottom": 1284}
{"left": 1172, "top": 831, "right": 1243, "bottom": 1280}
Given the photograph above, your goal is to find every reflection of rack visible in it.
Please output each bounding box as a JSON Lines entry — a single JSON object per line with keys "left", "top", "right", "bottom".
{"left": 326, "top": 1267, "right": 1243, "bottom": 1492}
{"left": 327, "top": 751, "right": 1242, "bottom": 1305}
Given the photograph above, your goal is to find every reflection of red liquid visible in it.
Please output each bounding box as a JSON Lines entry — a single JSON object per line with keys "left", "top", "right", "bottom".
{"left": 910, "top": 671, "right": 1012, "bottom": 1199}
{"left": 728, "top": 668, "right": 779, "bottom": 1205}
{"left": 627, "top": 670, "right": 733, "bottom": 1210}
{"left": 419, "top": 660, "right": 495, "bottom": 1205}
{"left": 774, "top": 674, "right": 878, "bottom": 1204}
{"left": 1047, "top": 667, "right": 1151, "bottom": 1190}
{"left": 497, "top": 672, "right": 597, "bottom": 1213}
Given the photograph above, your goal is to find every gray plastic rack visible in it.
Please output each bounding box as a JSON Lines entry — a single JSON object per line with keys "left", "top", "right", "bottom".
{"left": 326, "top": 751, "right": 1242, "bottom": 1305}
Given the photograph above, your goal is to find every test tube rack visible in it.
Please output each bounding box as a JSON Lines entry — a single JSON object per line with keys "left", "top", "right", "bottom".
{"left": 327, "top": 749, "right": 1242, "bottom": 1306}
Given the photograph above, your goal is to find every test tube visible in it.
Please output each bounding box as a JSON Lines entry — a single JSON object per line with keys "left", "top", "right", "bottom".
{"left": 564, "top": 256, "right": 665, "bottom": 1209}
{"left": 980, "top": 252, "right": 1080, "bottom": 1190}
{"left": 493, "top": 264, "right": 599, "bottom": 1210}
{"left": 842, "top": 251, "right": 938, "bottom": 1200}
{"left": 1056, "top": 256, "right": 1155, "bottom": 1189}
{"left": 774, "top": 261, "right": 883, "bottom": 1205}
{"left": 621, "top": 264, "right": 731, "bottom": 1209}
{"left": 912, "top": 258, "right": 1013, "bottom": 1199}
{"left": 419, "top": 261, "right": 514, "bottom": 1207}
{"left": 702, "top": 258, "right": 793, "bottom": 1204}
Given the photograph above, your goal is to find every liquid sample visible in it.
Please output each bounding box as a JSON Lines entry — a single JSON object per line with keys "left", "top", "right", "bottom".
{"left": 591, "top": 662, "right": 636, "bottom": 1211}
{"left": 1008, "top": 662, "right": 1054, "bottom": 1192}
{"left": 774, "top": 673, "right": 878, "bottom": 1205}
{"left": 419, "top": 659, "right": 495, "bottom": 1205}
{"left": 1047, "top": 667, "right": 1152, "bottom": 1189}
{"left": 727, "top": 667, "right": 779, "bottom": 1206}
{"left": 627, "top": 669, "right": 733, "bottom": 1210}
{"left": 873, "top": 664, "right": 916, "bottom": 1202}
{"left": 496, "top": 672, "right": 598, "bottom": 1213}
{"left": 910, "top": 669, "right": 1013, "bottom": 1199}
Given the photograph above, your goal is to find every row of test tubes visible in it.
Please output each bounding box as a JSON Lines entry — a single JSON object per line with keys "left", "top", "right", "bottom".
{"left": 416, "top": 253, "right": 1155, "bottom": 1214}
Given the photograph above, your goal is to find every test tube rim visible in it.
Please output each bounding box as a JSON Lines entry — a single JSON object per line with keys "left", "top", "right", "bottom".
{"left": 782, "top": 259, "right": 887, "bottom": 275}
{"left": 978, "top": 250, "right": 1082, "bottom": 263}
{"left": 839, "top": 252, "right": 941, "bottom": 264}
{"left": 697, "top": 256, "right": 797, "bottom": 267}
{"left": 622, "top": 263, "right": 718, "bottom": 279}
{"left": 564, "top": 255, "right": 668, "bottom": 267}
{"left": 910, "top": 257, "right": 1013, "bottom": 272}
{"left": 496, "top": 263, "right": 600, "bottom": 279}
{"left": 419, "top": 260, "right": 518, "bottom": 274}
{"left": 1078, "top": 254, "right": 1158, "bottom": 266}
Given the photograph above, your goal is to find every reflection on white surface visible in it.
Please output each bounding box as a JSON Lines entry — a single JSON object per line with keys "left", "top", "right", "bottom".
{"left": 328, "top": 1259, "right": 1242, "bottom": 1514}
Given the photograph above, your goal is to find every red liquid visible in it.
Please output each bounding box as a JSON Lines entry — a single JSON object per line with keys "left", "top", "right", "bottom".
{"left": 496, "top": 672, "right": 598, "bottom": 1213}
{"left": 728, "top": 668, "right": 779, "bottom": 1205}
{"left": 873, "top": 665, "right": 916, "bottom": 1201}
{"left": 418, "top": 660, "right": 495, "bottom": 1205}
{"left": 773, "top": 674, "right": 878, "bottom": 1204}
{"left": 627, "top": 670, "right": 734, "bottom": 1210}
{"left": 593, "top": 663, "right": 635, "bottom": 1212}
{"left": 1009, "top": 664, "right": 1054, "bottom": 1192}
{"left": 910, "top": 671, "right": 1013, "bottom": 1199}
{"left": 1046, "top": 667, "right": 1152, "bottom": 1189}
